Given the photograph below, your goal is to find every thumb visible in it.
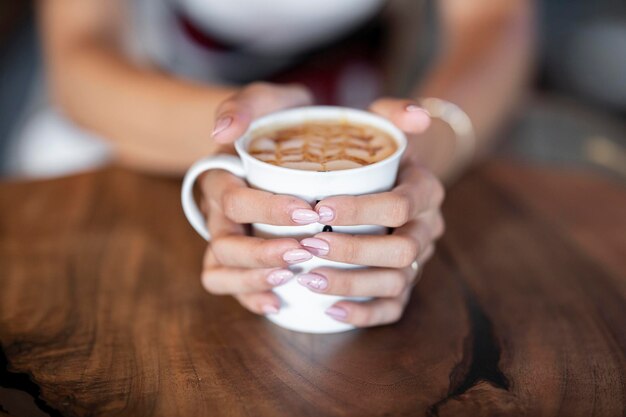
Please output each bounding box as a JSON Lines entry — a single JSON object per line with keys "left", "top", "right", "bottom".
{"left": 212, "top": 83, "right": 313, "bottom": 144}
{"left": 369, "top": 98, "right": 431, "bottom": 135}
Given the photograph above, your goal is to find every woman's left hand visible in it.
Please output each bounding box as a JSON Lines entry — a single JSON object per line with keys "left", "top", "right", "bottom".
{"left": 297, "top": 98, "right": 445, "bottom": 327}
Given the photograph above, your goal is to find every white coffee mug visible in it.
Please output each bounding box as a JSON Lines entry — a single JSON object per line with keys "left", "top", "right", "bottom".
{"left": 182, "top": 106, "right": 407, "bottom": 333}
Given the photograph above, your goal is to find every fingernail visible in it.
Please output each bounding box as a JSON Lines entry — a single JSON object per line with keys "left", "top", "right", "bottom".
{"left": 282, "top": 249, "right": 313, "bottom": 264}
{"left": 300, "top": 238, "right": 330, "bottom": 257}
{"left": 266, "top": 269, "right": 294, "bottom": 286}
{"left": 325, "top": 306, "right": 348, "bottom": 321}
{"left": 317, "top": 206, "right": 334, "bottom": 223}
{"left": 297, "top": 273, "right": 328, "bottom": 291}
{"left": 291, "top": 208, "right": 319, "bottom": 225}
{"left": 262, "top": 304, "right": 279, "bottom": 315}
{"left": 212, "top": 116, "right": 232, "bottom": 137}
{"left": 405, "top": 103, "right": 429, "bottom": 115}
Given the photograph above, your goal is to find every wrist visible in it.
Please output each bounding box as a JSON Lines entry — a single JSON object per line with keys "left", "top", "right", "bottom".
{"left": 404, "top": 119, "right": 458, "bottom": 180}
{"left": 405, "top": 98, "right": 476, "bottom": 183}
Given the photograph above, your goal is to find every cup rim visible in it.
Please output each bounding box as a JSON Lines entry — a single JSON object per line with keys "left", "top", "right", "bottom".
{"left": 234, "top": 106, "right": 407, "bottom": 176}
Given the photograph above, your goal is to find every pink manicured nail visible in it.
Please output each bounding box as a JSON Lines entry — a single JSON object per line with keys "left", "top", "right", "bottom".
{"left": 300, "top": 238, "right": 330, "bottom": 256}
{"left": 325, "top": 306, "right": 348, "bottom": 321}
{"left": 267, "top": 269, "right": 294, "bottom": 286}
{"left": 212, "top": 116, "right": 232, "bottom": 137}
{"left": 405, "top": 103, "right": 428, "bottom": 115}
{"left": 317, "top": 206, "right": 334, "bottom": 222}
{"left": 282, "top": 249, "right": 313, "bottom": 264}
{"left": 262, "top": 304, "right": 279, "bottom": 315}
{"left": 291, "top": 209, "right": 319, "bottom": 225}
{"left": 297, "top": 273, "right": 328, "bottom": 291}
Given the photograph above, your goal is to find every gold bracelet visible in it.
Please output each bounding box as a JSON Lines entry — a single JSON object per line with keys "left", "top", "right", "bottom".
{"left": 418, "top": 97, "right": 476, "bottom": 168}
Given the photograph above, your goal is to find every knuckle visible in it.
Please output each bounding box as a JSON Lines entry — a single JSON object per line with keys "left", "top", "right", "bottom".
{"left": 269, "top": 195, "right": 295, "bottom": 222}
{"left": 340, "top": 274, "right": 356, "bottom": 296}
{"left": 397, "top": 236, "right": 419, "bottom": 268}
{"left": 336, "top": 197, "right": 358, "bottom": 223}
{"left": 264, "top": 198, "right": 279, "bottom": 223}
{"left": 341, "top": 237, "right": 360, "bottom": 264}
{"left": 430, "top": 180, "right": 445, "bottom": 207}
{"left": 209, "top": 238, "right": 226, "bottom": 263}
{"left": 244, "top": 270, "right": 266, "bottom": 291}
{"left": 390, "top": 194, "right": 411, "bottom": 226}
{"left": 354, "top": 306, "right": 373, "bottom": 326}
{"left": 221, "top": 188, "right": 241, "bottom": 221}
{"left": 387, "top": 273, "right": 408, "bottom": 297}
{"left": 201, "top": 270, "right": 223, "bottom": 295}
{"left": 387, "top": 304, "right": 404, "bottom": 324}
{"left": 421, "top": 244, "right": 435, "bottom": 263}
{"left": 202, "top": 245, "right": 216, "bottom": 268}
{"left": 203, "top": 171, "right": 226, "bottom": 196}
{"left": 433, "top": 214, "right": 446, "bottom": 239}
{"left": 255, "top": 241, "right": 276, "bottom": 267}
{"left": 258, "top": 238, "right": 297, "bottom": 267}
{"left": 410, "top": 166, "right": 430, "bottom": 183}
{"left": 284, "top": 196, "right": 304, "bottom": 208}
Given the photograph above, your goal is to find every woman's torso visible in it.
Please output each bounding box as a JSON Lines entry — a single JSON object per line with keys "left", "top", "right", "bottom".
{"left": 128, "top": 0, "right": 388, "bottom": 106}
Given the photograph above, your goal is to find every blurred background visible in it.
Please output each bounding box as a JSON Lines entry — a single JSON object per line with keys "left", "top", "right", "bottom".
{"left": 0, "top": 0, "right": 624, "bottom": 179}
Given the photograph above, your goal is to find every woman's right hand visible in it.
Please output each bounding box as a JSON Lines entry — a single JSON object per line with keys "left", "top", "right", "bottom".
{"left": 199, "top": 82, "right": 316, "bottom": 314}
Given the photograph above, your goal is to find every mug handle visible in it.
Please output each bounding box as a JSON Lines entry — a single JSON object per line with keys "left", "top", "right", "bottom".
{"left": 181, "top": 155, "right": 246, "bottom": 241}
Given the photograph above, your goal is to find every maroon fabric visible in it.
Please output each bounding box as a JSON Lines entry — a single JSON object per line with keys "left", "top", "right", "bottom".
{"left": 177, "top": 14, "right": 234, "bottom": 52}
{"left": 176, "top": 13, "right": 383, "bottom": 105}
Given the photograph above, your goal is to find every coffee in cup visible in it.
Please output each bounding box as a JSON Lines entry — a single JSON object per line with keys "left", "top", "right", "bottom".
{"left": 248, "top": 122, "right": 398, "bottom": 171}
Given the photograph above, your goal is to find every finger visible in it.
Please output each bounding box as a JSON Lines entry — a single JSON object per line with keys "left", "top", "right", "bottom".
{"left": 315, "top": 192, "right": 411, "bottom": 228}
{"left": 222, "top": 188, "right": 319, "bottom": 226}
{"left": 418, "top": 244, "right": 435, "bottom": 264}
{"left": 408, "top": 243, "right": 435, "bottom": 288}
{"left": 207, "top": 198, "right": 246, "bottom": 238}
{"left": 300, "top": 223, "right": 432, "bottom": 268}
{"left": 315, "top": 166, "right": 444, "bottom": 227}
{"left": 202, "top": 169, "right": 319, "bottom": 226}
{"left": 325, "top": 291, "right": 411, "bottom": 327}
{"left": 202, "top": 267, "right": 294, "bottom": 295}
{"left": 210, "top": 235, "right": 312, "bottom": 268}
{"left": 300, "top": 233, "right": 418, "bottom": 268}
{"left": 369, "top": 98, "right": 431, "bottom": 134}
{"left": 297, "top": 267, "right": 411, "bottom": 297}
{"left": 297, "top": 239, "right": 438, "bottom": 297}
{"left": 396, "top": 165, "right": 446, "bottom": 213}
{"left": 235, "top": 291, "right": 282, "bottom": 315}
{"left": 411, "top": 210, "right": 445, "bottom": 241}
{"left": 223, "top": 188, "right": 318, "bottom": 225}
{"left": 201, "top": 171, "right": 247, "bottom": 238}
{"left": 201, "top": 168, "right": 247, "bottom": 201}
{"left": 392, "top": 217, "right": 440, "bottom": 261}
{"left": 212, "top": 83, "right": 313, "bottom": 144}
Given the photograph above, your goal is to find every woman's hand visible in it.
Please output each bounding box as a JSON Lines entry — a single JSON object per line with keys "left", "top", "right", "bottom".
{"left": 201, "top": 87, "right": 444, "bottom": 327}
{"left": 294, "top": 98, "right": 445, "bottom": 327}
{"left": 200, "top": 82, "right": 317, "bottom": 314}
{"left": 210, "top": 82, "right": 313, "bottom": 144}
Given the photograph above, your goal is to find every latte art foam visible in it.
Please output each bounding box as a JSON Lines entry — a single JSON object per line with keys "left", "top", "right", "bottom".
{"left": 248, "top": 122, "right": 398, "bottom": 171}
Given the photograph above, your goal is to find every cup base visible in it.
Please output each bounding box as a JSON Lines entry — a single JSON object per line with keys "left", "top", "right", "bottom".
{"left": 264, "top": 311, "right": 356, "bottom": 334}
{"left": 267, "top": 278, "right": 366, "bottom": 334}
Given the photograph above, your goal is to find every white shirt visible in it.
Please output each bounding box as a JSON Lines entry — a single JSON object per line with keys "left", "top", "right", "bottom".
{"left": 129, "top": 0, "right": 385, "bottom": 82}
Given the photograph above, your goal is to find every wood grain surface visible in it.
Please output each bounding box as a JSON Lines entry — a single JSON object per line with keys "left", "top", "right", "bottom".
{"left": 0, "top": 160, "right": 624, "bottom": 417}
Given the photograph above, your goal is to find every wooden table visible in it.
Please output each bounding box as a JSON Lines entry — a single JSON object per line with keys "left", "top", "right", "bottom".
{"left": 0, "top": 160, "right": 624, "bottom": 417}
